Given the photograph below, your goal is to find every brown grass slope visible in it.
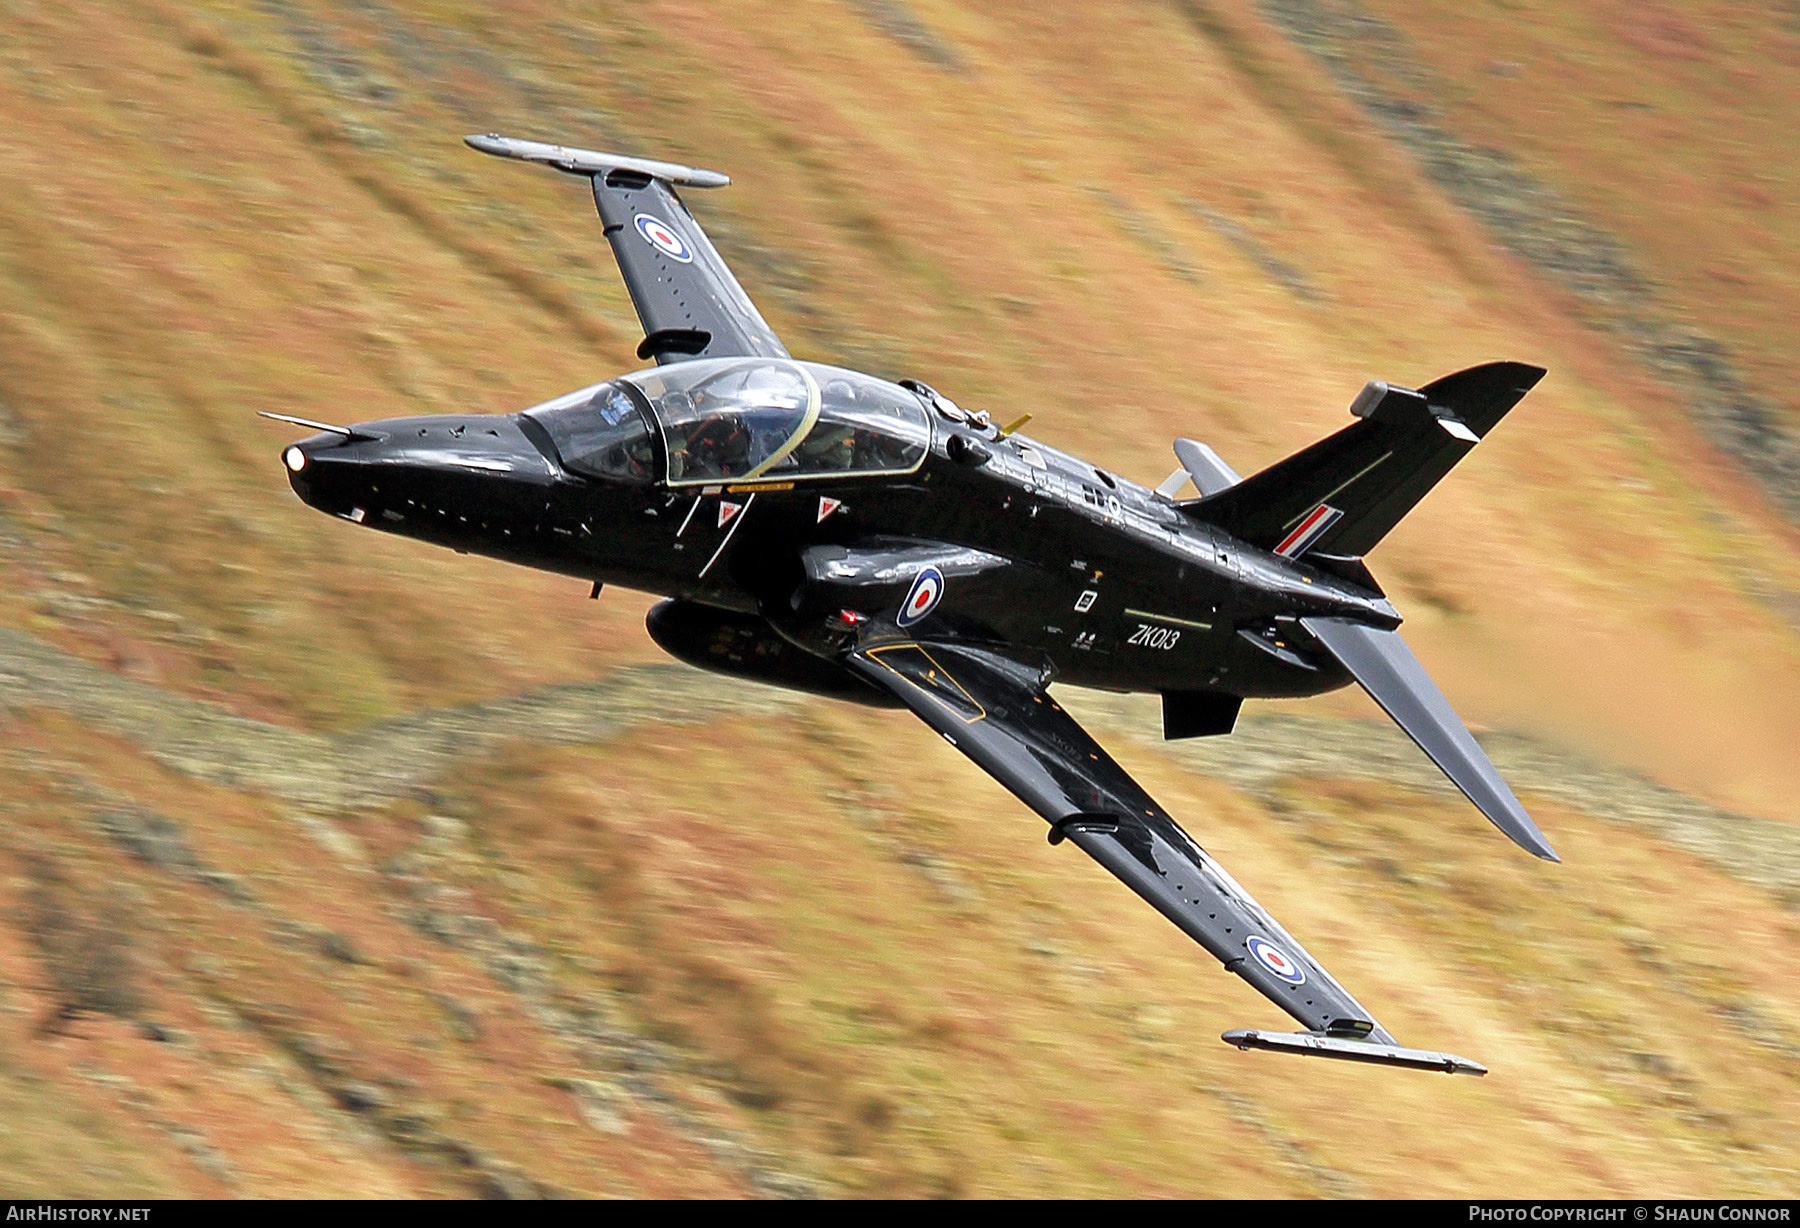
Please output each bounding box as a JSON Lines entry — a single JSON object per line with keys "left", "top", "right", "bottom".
{"left": 0, "top": 0, "right": 1795, "bottom": 1197}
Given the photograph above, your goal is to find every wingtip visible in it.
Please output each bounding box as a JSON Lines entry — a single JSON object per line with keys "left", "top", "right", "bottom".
{"left": 1505, "top": 820, "right": 1560, "bottom": 863}
{"left": 1508, "top": 814, "right": 1560, "bottom": 862}
{"left": 1223, "top": 1029, "right": 1488, "bottom": 1075}
{"left": 460, "top": 133, "right": 731, "bottom": 188}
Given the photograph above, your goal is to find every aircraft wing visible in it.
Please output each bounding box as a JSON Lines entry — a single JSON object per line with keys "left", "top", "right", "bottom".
{"left": 844, "top": 638, "right": 1487, "bottom": 1074}
{"left": 466, "top": 134, "right": 789, "bottom": 365}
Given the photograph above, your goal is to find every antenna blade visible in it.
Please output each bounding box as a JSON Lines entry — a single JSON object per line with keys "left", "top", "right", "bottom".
{"left": 258, "top": 411, "right": 351, "bottom": 437}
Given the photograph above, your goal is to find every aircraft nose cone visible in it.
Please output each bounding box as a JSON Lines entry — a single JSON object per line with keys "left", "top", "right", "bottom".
{"left": 280, "top": 436, "right": 330, "bottom": 506}
{"left": 279, "top": 414, "right": 557, "bottom": 527}
{"left": 279, "top": 428, "right": 387, "bottom": 518}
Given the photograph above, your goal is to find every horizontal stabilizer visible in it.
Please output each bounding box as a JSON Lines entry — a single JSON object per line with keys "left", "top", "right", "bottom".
{"left": 1301, "top": 617, "right": 1558, "bottom": 861}
{"left": 1222, "top": 1028, "right": 1487, "bottom": 1075}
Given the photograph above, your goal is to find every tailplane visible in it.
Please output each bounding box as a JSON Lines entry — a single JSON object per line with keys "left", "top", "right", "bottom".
{"left": 1301, "top": 617, "right": 1559, "bottom": 861}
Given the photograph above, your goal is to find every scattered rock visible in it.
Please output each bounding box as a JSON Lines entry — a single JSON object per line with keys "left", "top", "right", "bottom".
{"left": 95, "top": 806, "right": 199, "bottom": 875}
{"left": 432, "top": 992, "right": 482, "bottom": 1043}
{"left": 318, "top": 930, "right": 363, "bottom": 965}
{"left": 0, "top": 399, "right": 25, "bottom": 446}
{"left": 1180, "top": 197, "right": 1323, "bottom": 302}
{"left": 1089, "top": 187, "right": 1206, "bottom": 286}
{"left": 23, "top": 852, "right": 141, "bottom": 1025}
{"left": 843, "top": 0, "right": 969, "bottom": 76}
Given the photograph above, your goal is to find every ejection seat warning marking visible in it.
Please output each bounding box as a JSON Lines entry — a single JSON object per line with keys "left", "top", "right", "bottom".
{"left": 1074, "top": 589, "right": 1098, "bottom": 613}
{"left": 699, "top": 494, "right": 754, "bottom": 579}
{"left": 634, "top": 213, "right": 694, "bottom": 263}
{"left": 717, "top": 501, "right": 743, "bottom": 529}
{"left": 817, "top": 496, "right": 842, "bottom": 523}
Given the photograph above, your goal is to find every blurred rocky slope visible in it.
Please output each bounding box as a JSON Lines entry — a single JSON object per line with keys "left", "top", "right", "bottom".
{"left": 0, "top": 0, "right": 1798, "bottom": 1197}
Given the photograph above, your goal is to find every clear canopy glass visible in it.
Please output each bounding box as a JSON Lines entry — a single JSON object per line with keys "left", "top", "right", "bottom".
{"left": 521, "top": 359, "right": 932, "bottom": 486}
{"left": 521, "top": 381, "right": 658, "bottom": 483}
{"left": 622, "top": 358, "right": 931, "bottom": 485}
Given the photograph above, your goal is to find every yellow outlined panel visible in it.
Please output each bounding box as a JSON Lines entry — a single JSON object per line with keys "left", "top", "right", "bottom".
{"left": 864, "top": 644, "right": 987, "bottom": 724}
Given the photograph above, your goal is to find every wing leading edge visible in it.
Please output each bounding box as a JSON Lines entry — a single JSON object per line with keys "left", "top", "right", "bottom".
{"left": 466, "top": 133, "right": 788, "bottom": 364}
{"left": 843, "top": 639, "right": 1486, "bottom": 1073}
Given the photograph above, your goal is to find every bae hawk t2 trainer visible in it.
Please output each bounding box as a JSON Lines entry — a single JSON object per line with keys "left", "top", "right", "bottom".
{"left": 270, "top": 133, "right": 1558, "bottom": 1075}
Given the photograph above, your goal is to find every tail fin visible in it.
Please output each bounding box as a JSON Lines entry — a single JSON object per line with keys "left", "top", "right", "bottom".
{"left": 1187, "top": 362, "right": 1543, "bottom": 558}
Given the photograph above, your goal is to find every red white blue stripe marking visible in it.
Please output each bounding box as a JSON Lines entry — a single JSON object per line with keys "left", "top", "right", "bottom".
{"left": 1246, "top": 936, "right": 1306, "bottom": 986}
{"left": 1274, "top": 503, "right": 1343, "bottom": 559}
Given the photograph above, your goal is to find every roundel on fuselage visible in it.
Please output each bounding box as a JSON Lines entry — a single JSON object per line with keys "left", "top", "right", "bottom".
{"left": 897, "top": 566, "right": 944, "bottom": 628}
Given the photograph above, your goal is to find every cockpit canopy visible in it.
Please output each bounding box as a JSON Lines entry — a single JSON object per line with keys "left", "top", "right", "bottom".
{"left": 521, "top": 358, "right": 931, "bottom": 486}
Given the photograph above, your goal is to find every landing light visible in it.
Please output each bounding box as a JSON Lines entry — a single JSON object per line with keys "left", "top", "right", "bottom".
{"left": 284, "top": 446, "right": 307, "bottom": 473}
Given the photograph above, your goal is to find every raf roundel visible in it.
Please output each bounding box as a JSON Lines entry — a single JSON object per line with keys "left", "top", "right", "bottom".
{"left": 633, "top": 213, "right": 694, "bottom": 263}
{"left": 1246, "top": 936, "right": 1306, "bottom": 986}
{"left": 896, "top": 566, "right": 944, "bottom": 628}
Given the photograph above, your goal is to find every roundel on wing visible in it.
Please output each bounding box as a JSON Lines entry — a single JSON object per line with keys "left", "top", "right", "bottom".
{"left": 633, "top": 213, "right": 694, "bottom": 263}
{"left": 896, "top": 566, "right": 944, "bottom": 628}
{"left": 1246, "top": 936, "right": 1306, "bottom": 986}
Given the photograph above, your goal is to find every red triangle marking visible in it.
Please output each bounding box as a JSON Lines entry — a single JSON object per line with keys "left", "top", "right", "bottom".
{"left": 817, "top": 496, "right": 841, "bottom": 523}
{"left": 718, "top": 501, "right": 742, "bottom": 528}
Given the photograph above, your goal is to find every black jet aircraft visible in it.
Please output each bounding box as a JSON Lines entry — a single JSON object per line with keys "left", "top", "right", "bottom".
{"left": 269, "top": 135, "right": 1560, "bottom": 1075}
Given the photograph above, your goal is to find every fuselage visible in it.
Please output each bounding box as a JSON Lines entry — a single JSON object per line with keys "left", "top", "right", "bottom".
{"left": 282, "top": 358, "right": 1397, "bottom": 701}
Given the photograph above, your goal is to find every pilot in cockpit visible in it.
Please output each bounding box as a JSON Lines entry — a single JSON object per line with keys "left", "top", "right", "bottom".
{"left": 665, "top": 388, "right": 753, "bottom": 481}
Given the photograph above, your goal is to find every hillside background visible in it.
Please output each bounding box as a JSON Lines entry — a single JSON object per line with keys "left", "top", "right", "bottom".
{"left": 0, "top": 0, "right": 1798, "bottom": 1196}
